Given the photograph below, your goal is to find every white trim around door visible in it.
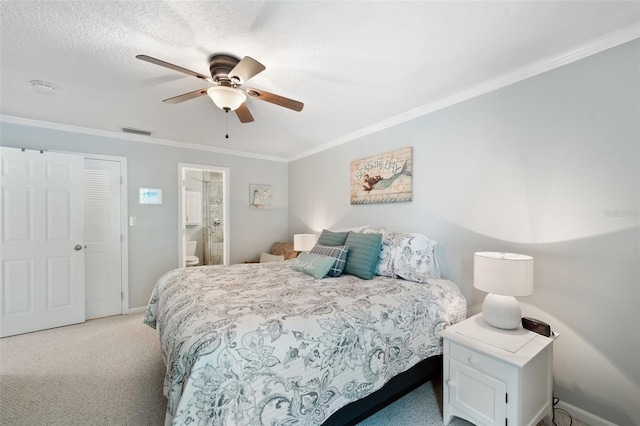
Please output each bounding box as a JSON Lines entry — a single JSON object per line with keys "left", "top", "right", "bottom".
{"left": 178, "top": 163, "right": 230, "bottom": 268}
{"left": 83, "top": 154, "right": 129, "bottom": 314}
{"left": 53, "top": 151, "right": 129, "bottom": 315}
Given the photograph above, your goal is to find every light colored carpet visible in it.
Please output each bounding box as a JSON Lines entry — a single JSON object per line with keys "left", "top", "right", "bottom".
{"left": 0, "top": 313, "right": 166, "bottom": 426}
{"left": 0, "top": 313, "right": 584, "bottom": 426}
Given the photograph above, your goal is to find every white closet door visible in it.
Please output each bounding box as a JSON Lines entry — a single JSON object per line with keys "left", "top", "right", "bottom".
{"left": 1, "top": 147, "right": 85, "bottom": 337}
{"left": 84, "top": 158, "right": 122, "bottom": 319}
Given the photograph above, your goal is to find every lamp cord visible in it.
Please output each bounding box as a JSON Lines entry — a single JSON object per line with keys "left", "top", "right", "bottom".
{"left": 552, "top": 395, "right": 573, "bottom": 426}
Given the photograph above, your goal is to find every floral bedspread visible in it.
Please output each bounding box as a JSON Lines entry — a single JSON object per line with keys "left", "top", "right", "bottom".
{"left": 144, "top": 260, "right": 467, "bottom": 426}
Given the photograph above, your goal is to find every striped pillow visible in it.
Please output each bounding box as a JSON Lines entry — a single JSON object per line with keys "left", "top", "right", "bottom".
{"left": 310, "top": 245, "right": 349, "bottom": 277}
{"left": 316, "top": 229, "right": 349, "bottom": 246}
{"left": 343, "top": 232, "right": 382, "bottom": 280}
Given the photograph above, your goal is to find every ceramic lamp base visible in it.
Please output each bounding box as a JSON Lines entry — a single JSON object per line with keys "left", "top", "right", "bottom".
{"left": 482, "top": 293, "right": 521, "bottom": 329}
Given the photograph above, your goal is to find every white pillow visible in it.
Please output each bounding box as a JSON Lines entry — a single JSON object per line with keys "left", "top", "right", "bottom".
{"left": 259, "top": 252, "right": 285, "bottom": 263}
{"left": 376, "top": 231, "right": 401, "bottom": 277}
{"left": 375, "top": 232, "right": 441, "bottom": 282}
{"left": 359, "top": 227, "right": 386, "bottom": 234}
{"left": 329, "top": 225, "right": 370, "bottom": 233}
{"left": 393, "top": 233, "right": 441, "bottom": 282}
{"left": 376, "top": 240, "right": 395, "bottom": 277}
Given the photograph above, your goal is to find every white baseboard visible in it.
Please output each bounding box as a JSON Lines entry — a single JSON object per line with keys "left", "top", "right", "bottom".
{"left": 127, "top": 306, "right": 147, "bottom": 314}
{"left": 556, "top": 401, "right": 617, "bottom": 426}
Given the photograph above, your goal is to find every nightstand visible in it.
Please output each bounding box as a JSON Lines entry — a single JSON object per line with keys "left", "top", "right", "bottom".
{"left": 439, "top": 314, "right": 557, "bottom": 426}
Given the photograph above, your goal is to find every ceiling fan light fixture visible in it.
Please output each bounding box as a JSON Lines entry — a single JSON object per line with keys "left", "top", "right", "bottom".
{"left": 207, "top": 86, "right": 246, "bottom": 111}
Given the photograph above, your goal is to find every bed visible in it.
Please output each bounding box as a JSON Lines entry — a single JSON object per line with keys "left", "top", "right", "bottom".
{"left": 144, "top": 246, "right": 466, "bottom": 425}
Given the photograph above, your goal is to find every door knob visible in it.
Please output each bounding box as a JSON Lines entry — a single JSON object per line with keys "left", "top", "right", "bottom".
{"left": 74, "top": 245, "right": 83, "bottom": 251}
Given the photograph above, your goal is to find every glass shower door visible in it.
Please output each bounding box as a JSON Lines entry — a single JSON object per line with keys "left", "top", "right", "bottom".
{"left": 203, "top": 171, "right": 224, "bottom": 265}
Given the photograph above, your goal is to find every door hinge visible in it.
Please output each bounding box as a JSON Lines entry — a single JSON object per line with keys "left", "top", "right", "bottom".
{"left": 506, "top": 393, "right": 508, "bottom": 403}
{"left": 121, "top": 291, "right": 124, "bottom": 300}
{"left": 120, "top": 176, "right": 123, "bottom": 184}
{"left": 120, "top": 234, "right": 123, "bottom": 242}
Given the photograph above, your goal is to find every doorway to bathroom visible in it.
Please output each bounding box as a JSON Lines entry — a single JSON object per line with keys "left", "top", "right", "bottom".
{"left": 178, "top": 163, "right": 230, "bottom": 268}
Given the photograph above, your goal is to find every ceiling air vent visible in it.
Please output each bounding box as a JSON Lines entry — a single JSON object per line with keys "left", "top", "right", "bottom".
{"left": 31, "top": 80, "right": 56, "bottom": 94}
{"left": 122, "top": 127, "right": 152, "bottom": 136}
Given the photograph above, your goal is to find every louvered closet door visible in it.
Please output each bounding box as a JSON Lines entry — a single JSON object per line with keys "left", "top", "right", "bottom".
{"left": 84, "top": 158, "right": 122, "bottom": 319}
{"left": 1, "top": 147, "right": 85, "bottom": 337}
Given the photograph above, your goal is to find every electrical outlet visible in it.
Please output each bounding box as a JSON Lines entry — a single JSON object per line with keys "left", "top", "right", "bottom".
{"left": 129, "top": 216, "right": 137, "bottom": 226}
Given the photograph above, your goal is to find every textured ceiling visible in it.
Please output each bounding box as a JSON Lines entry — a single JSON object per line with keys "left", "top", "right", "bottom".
{"left": 1, "top": 1, "right": 638, "bottom": 161}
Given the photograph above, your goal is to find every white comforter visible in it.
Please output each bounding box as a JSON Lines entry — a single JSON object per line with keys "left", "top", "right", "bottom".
{"left": 144, "top": 260, "right": 466, "bottom": 425}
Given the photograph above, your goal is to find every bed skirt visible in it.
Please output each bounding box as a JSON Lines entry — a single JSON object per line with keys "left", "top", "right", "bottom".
{"left": 323, "top": 355, "right": 443, "bottom": 425}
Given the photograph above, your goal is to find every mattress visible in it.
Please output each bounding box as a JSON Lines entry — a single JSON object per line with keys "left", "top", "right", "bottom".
{"left": 144, "top": 259, "right": 466, "bottom": 425}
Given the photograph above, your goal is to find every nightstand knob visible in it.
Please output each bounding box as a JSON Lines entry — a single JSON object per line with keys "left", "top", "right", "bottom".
{"left": 468, "top": 356, "right": 478, "bottom": 365}
{"left": 447, "top": 380, "right": 456, "bottom": 388}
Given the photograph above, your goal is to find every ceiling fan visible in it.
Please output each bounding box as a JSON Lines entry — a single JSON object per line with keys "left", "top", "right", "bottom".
{"left": 136, "top": 54, "right": 304, "bottom": 124}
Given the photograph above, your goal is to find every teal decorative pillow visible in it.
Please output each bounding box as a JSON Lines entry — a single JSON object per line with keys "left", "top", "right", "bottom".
{"left": 316, "top": 229, "right": 349, "bottom": 246}
{"left": 293, "top": 252, "right": 335, "bottom": 279}
{"left": 343, "top": 232, "right": 382, "bottom": 280}
{"left": 310, "top": 245, "right": 349, "bottom": 277}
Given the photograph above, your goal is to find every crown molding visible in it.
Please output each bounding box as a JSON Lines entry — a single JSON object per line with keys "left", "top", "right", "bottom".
{"left": 0, "top": 115, "right": 288, "bottom": 163}
{"left": 2, "top": 24, "right": 637, "bottom": 165}
{"left": 288, "top": 24, "right": 640, "bottom": 162}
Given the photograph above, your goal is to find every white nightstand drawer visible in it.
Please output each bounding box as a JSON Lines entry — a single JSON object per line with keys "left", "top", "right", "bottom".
{"left": 450, "top": 341, "right": 507, "bottom": 380}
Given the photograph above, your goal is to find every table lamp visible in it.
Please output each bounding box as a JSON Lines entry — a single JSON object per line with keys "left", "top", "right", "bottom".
{"left": 473, "top": 252, "right": 534, "bottom": 329}
{"left": 293, "top": 234, "right": 317, "bottom": 252}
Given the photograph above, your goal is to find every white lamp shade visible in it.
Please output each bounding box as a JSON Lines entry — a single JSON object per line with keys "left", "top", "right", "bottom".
{"left": 294, "top": 234, "right": 317, "bottom": 252}
{"left": 207, "top": 86, "right": 247, "bottom": 111}
{"left": 473, "top": 252, "right": 533, "bottom": 297}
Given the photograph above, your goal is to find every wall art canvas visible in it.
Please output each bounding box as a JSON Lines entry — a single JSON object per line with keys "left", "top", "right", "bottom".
{"left": 249, "top": 184, "right": 272, "bottom": 209}
{"left": 139, "top": 188, "right": 163, "bottom": 205}
{"left": 350, "top": 147, "right": 413, "bottom": 204}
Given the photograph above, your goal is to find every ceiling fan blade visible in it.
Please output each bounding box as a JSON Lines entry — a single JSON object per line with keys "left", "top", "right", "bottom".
{"left": 235, "top": 103, "right": 254, "bottom": 123}
{"left": 162, "top": 88, "right": 209, "bottom": 104}
{"left": 136, "top": 55, "right": 211, "bottom": 82}
{"left": 229, "top": 57, "right": 265, "bottom": 84}
{"left": 246, "top": 88, "right": 304, "bottom": 112}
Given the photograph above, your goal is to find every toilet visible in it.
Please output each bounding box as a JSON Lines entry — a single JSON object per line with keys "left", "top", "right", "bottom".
{"left": 185, "top": 241, "right": 200, "bottom": 266}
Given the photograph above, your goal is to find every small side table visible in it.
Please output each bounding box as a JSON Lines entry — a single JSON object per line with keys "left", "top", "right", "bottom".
{"left": 439, "top": 314, "right": 558, "bottom": 426}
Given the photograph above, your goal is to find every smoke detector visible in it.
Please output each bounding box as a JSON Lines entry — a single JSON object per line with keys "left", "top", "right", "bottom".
{"left": 31, "top": 80, "right": 56, "bottom": 94}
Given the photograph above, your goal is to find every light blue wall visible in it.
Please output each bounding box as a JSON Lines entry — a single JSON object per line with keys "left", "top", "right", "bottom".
{"left": 0, "top": 124, "right": 290, "bottom": 308}
{"left": 289, "top": 40, "right": 639, "bottom": 424}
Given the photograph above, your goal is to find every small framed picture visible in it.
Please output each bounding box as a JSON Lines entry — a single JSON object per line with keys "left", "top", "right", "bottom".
{"left": 139, "top": 188, "right": 163, "bottom": 205}
{"left": 249, "top": 184, "right": 272, "bottom": 209}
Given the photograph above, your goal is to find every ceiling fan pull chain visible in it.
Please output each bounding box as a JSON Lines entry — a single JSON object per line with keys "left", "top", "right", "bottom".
{"left": 224, "top": 108, "right": 230, "bottom": 139}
